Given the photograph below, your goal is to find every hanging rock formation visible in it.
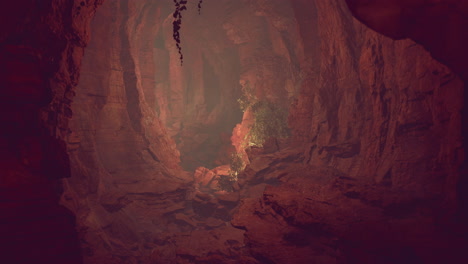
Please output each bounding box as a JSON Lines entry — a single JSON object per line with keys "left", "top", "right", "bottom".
{"left": 346, "top": 0, "right": 468, "bottom": 80}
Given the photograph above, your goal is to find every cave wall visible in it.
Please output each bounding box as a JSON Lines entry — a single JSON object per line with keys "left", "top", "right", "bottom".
{"left": 149, "top": 0, "right": 301, "bottom": 171}
{"left": 231, "top": 0, "right": 466, "bottom": 262}
{"left": 1, "top": 0, "right": 466, "bottom": 263}
{"left": 155, "top": 0, "right": 244, "bottom": 170}
{"left": 221, "top": 0, "right": 463, "bottom": 211}
{"left": 61, "top": 1, "right": 195, "bottom": 263}
{"left": 345, "top": 0, "right": 468, "bottom": 81}
{"left": 61, "top": 1, "right": 301, "bottom": 262}
{"left": 345, "top": 0, "right": 468, "bottom": 226}
{"left": 289, "top": 0, "right": 463, "bottom": 204}
{"left": 0, "top": 0, "right": 102, "bottom": 263}
{"left": 221, "top": 0, "right": 306, "bottom": 161}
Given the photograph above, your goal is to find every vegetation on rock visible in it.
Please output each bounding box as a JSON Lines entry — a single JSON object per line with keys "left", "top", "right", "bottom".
{"left": 237, "top": 82, "right": 290, "bottom": 147}
{"left": 229, "top": 152, "right": 245, "bottom": 179}
{"left": 237, "top": 82, "right": 257, "bottom": 112}
{"left": 219, "top": 153, "right": 245, "bottom": 191}
{"left": 248, "top": 100, "right": 289, "bottom": 147}
{"left": 172, "top": 0, "right": 204, "bottom": 65}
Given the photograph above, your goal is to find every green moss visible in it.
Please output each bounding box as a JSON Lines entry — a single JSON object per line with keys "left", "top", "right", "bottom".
{"left": 237, "top": 82, "right": 290, "bottom": 147}
{"left": 229, "top": 153, "right": 245, "bottom": 178}
{"left": 237, "top": 82, "right": 257, "bottom": 112}
{"left": 248, "top": 100, "right": 290, "bottom": 147}
{"left": 218, "top": 153, "right": 245, "bottom": 192}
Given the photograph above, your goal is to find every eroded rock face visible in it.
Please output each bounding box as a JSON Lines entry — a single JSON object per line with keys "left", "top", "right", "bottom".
{"left": 5, "top": 0, "right": 462, "bottom": 263}
{"left": 234, "top": 147, "right": 467, "bottom": 263}
{"left": 345, "top": 0, "right": 468, "bottom": 230}
{"left": 0, "top": 1, "right": 102, "bottom": 263}
{"left": 231, "top": 0, "right": 466, "bottom": 262}
{"left": 61, "top": 1, "right": 248, "bottom": 263}
{"left": 156, "top": 0, "right": 245, "bottom": 170}
{"left": 289, "top": 0, "right": 463, "bottom": 202}
{"left": 61, "top": 1, "right": 190, "bottom": 263}
{"left": 63, "top": 0, "right": 312, "bottom": 260}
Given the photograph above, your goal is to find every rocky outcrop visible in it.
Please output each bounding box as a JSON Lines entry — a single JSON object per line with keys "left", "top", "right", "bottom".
{"left": 64, "top": 0, "right": 466, "bottom": 263}
{"left": 230, "top": 0, "right": 466, "bottom": 262}
{"left": 63, "top": 1, "right": 310, "bottom": 260}
{"left": 234, "top": 146, "right": 467, "bottom": 262}
{"left": 345, "top": 0, "right": 468, "bottom": 235}
{"left": 345, "top": 0, "right": 468, "bottom": 81}
{"left": 61, "top": 1, "right": 251, "bottom": 263}
{"left": 0, "top": 1, "right": 102, "bottom": 263}
{"left": 289, "top": 0, "right": 463, "bottom": 202}
{"left": 3, "top": 0, "right": 465, "bottom": 263}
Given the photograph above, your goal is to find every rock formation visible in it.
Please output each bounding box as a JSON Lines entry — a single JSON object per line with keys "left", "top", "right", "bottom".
{"left": 0, "top": 1, "right": 103, "bottom": 263}
{"left": 1, "top": 0, "right": 467, "bottom": 263}
{"left": 346, "top": 0, "right": 468, "bottom": 80}
{"left": 233, "top": 0, "right": 466, "bottom": 262}
{"left": 345, "top": 0, "right": 468, "bottom": 232}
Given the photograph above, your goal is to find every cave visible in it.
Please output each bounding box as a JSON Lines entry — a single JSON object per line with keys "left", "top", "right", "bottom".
{"left": 1, "top": 0, "right": 468, "bottom": 263}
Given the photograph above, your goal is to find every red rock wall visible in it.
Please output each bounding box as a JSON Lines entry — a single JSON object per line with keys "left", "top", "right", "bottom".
{"left": 221, "top": 0, "right": 463, "bottom": 208}
{"left": 64, "top": 0, "right": 466, "bottom": 262}
{"left": 231, "top": 0, "right": 466, "bottom": 262}
{"left": 289, "top": 0, "right": 463, "bottom": 202}
{"left": 62, "top": 1, "right": 306, "bottom": 262}
{"left": 3, "top": 0, "right": 464, "bottom": 263}
{"left": 345, "top": 0, "right": 468, "bottom": 227}
{"left": 0, "top": 1, "right": 102, "bottom": 263}
{"left": 156, "top": 0, "right": 244, "bottom": 170}
{"left": 61, "top": 1, "right": 194, "bottom": 263}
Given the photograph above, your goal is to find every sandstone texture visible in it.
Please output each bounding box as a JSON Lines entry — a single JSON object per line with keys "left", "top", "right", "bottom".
{"left": 233, "top": 0, "right": 466, "bottom": 262}
{"left": 345, "top": 0, "right": 468, "bottom": 234}
{"left": 65, "top": 0, "right": 466, "bottom": 263}
{"left": 1, "top": 0, "right": 467, "bottom": 263}
{"left": 61, "top": 1, "right": 246, "bottom": 263}
{"left": 0, "top": 1, "right": 102, "bottom": 263}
